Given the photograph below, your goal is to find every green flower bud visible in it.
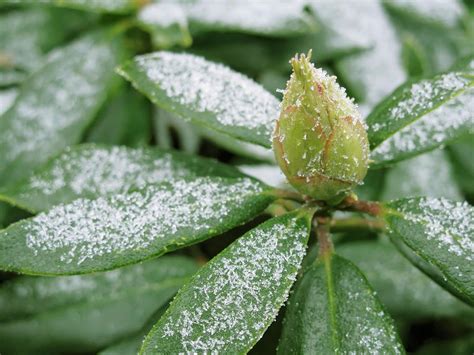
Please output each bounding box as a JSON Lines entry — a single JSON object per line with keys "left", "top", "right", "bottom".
{"left": 273, "top": 51, "right": 369, "bottom": 204}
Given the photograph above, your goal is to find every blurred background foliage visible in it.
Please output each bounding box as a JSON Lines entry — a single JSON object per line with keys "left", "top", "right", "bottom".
{"left": 0, "top": 0, "right": 473, "bottom": 354}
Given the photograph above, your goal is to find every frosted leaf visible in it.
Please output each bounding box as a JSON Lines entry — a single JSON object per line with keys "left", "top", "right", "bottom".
{"left": 339, "top": 241, "right": 472, "bottom": 319}
{"left": 0, "top": 88, "right": 17, "bottom": 116}
{"left": 385, "top": 197, "right": 474, "bottom": 305}
{"left": 0, "top": 177, "right": 274, "bottom": 274}
{"left": 3, "top": 0, "right": 136, "bottom": 13}
{"left": 183, "top": 0, "right": 313, "bottom": 36}
{"left": 381, "top": 149, "right": 462, "bottom": 201}
{"left": 0, "top": 256, "right": 197, "bottom": 321}
{"left": 309, "top": 0, "right": 406, "bottom": 109}
{"left": 371, "top": 89, "right": 474, "bottom": 166}
{"left": 0, "top": 144, "right": 243, "bottom": 212}
{"left": 386, "top": 0, "right": 466, "bottom": 28}
{"left": 138, "top": 3, "right": 187, "bottom": 28}
{"left": 0, "top": 30, "right": 124, "bottom": 185}
{"left": 278, "top": 254, "right": 403, "bottom": 354}
{"left": 118, "top": 51, "right": 279, "bottom": 148}
{"left": 141, "top": 210, "right": 313, "bottom": 354}
{"left": 368, "top": 71, "right": 472, "bottom": 146}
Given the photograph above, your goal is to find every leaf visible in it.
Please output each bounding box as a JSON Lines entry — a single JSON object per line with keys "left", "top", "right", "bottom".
{"left": 0, "top": 256, "right": 197, "bottom": 353}
{"left": 325, "top": 0, "right": 406, "bottom": 110}
{"left": 1, "top": 0, "right": 138, "bottom": 14}
{"left": 184, "top": 0, "right": 316, "bottom": 37}
{"left": 99, "top": 304, "right": 168, "bottom": 355}
{"left": 338, "top": 241, "right": 472, "bottom": 319}
{"left": 367, "top": 71, "right": 474, "bottom": 167}
{"left": 140, "top": 209, "right": 314, "bottom": 354}
{"left": 278, "top": 254, "right": 404, "bottom": 354}
{"left": 0, "top": 88, "right": 17, "bottom": 116}
{"left": 383, "top": 0, "right": 467, "bottom": 29}
{"left": 117, "top": 51, "right": 279, "bottom": 148}
{"left": 86, "top": 86, "right": 151, "bottom": 147}
{"left": 0, "top": 68, "right": 26, "bottom": 87}
{"left": 0, "top": 7, "right": 99, "bottom": 72}
{"left": 383, "top": 197, "right": 474, "bottom": 305}
{"left": 0, "top": 29, "right": 126, "bottom": 186}
{"left": 381, "top": 149, "right": 462, "bottom": 201}
{"left": 0, "top": 144, "right": 246, "bottom": 213}
{"left": 137, "top": 3, "right": 192, "bottom": 49}
{"left": 0, "top": 176, "right": 275, "bottom": 275}
{"left": 448, "top": 134, "right": 474, "bottom": 198}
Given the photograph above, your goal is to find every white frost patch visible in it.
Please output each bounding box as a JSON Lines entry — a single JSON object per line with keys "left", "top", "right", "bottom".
{"left": 371, "top": 89, "right": 474, "bottom": 163}
{"left": 23, "top": 177, "right": 263, "bottom": 265}
{"left": 155, "top": 216, "right": 308, "bottom": 353}
{"left": 399, "top": 198, "right": 474, "bottom": 261}
{"left": 133, "top": 51, "right": 279, "bottom": 142}
{"left": 0, "top": 88, "right": 18, "bottom": 116}
{"left": 138, "top": 3, "right": 187, "bottom": 27}
{"left": 24, "top": 146, "right": 214, "bottom": 197}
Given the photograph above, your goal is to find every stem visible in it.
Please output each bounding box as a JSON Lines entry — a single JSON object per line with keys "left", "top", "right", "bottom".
{"left": 337, "top": 195, "right": 382, "bottom": 216}
{"left": 271, "top": 189, "right": 305, "bottom": 203}
{"left": 329, "top": 217, "right": 385, "bottom": 233}
{"left": 316, "top": 216, "right": 333, "bottom": 257}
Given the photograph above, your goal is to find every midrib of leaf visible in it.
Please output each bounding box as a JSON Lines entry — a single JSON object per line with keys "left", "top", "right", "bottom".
{"left": 371, "top": 77, "right": 473, "bottom": 150}
{"left": 323, "top": 254, "right": 341, "bottom": 353}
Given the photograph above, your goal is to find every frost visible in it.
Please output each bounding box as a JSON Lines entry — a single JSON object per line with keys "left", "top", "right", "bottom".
{"left": 132, "top": 51, "right": 279, "bottom": 143}
{"left": 20, "top": 145, "right": 236, "bottom": 200}
{"left": 370, "top": 72, "right": 471, "bottom": 134}
{"left": 310, "top": 0, "right": 406, "bottom": 110}
{"left": 0, "top": 88, "right": 17, "bottom": 116}
{"left": 183, "top": 0, "right": 309, "bottom": 35}
{"left": 398, "top": 198, "right": 473, "bottom": 261}
{"left": 21, "top": 177, "right": 264, "bottom": 265}
{"left": 371, "top": 89, "right": 474, "bottom": 164}
{"left": 148, "top": 214, "right": 309, "bottom": 353}
{"left": 138, "top": 3, "right": 187, "bottom": 28}
{"left": 388, "top": 0, "right": 465, "bottom": 28}
{"left": 0, "top": 32, "right": 119, "bottom": 184}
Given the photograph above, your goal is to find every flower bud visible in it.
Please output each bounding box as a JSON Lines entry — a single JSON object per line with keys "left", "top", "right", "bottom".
{"left": 273, "top": 51, "right": 369, "bottom": 204}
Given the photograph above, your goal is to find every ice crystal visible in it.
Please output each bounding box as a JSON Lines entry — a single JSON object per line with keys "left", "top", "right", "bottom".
{"left": 21, "top": 177, "right": 263, "bottom": 265}
{"left": 133, "top": 51, "right": 279, "bottom": 143}
{"left": 150, "top": 215, "right": 309, "bottom": 353}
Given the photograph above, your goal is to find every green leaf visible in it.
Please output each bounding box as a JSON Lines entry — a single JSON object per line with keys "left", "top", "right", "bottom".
{"left": 0, "top": 144, "right": 246, "bottom": 213}
{"left": 185, "top": 0, "right": 316, "bottom": 37}
{"left": 383, "top": 197, "right": 474, "bottom": 305}
{"left": 338, "top": 241, "right": 472, "bottom": 319}
{"left": 137, "top": 3, "right": 192, "bottom": 49}
{"left": 0, "top": 7, "right": 99, "bottom": 72}
{"left": 278, "top": 254, "right": 404, "bottom": 354}
{"left": 367, "top": 71, "right": 474, "bottom": 167}
{"left": 0, "top": 176, "right": 275, "bottom": 275}
{"left": 383, "top": 0, "right": 467, "bottom": 29}
{"left": 0, "top": 256, "right": 197, "bottom": 353}
{"left": 1, "top": 0, "right": 139, "bottom": 14}
{"left": 99, "top": 304, "right": 168, "bottom": 355}
{"left": 117, "top": 51, "right": 279, "bottom": 148}
{"left": 381, "top": 149, "right": 462, "bottom": 201}
{"left": 0, "top": 29, "right": 126, "bottom": 186}
{"left": 0, "top": 88, "right": 17, "bottom": 116}
{"left": 326, "top": 0, "right": 406, "bottom": 109}
{"left": 0, "top": 68, "right": 26, "bottom": 87}
{"left": 448, "top": 134, "right": 474, "bottom": 198}
{"left": 140, "top": 209, "right": 314, "bottom": 354}
{"left": 86, "top": 86, "right": 151, "bottom": 147}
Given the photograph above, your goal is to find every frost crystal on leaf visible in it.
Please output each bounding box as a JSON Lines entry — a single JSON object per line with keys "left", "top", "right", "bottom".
{"left": 144, "top": 213, "right": 311, "bottom": 353}
{"left": 131, "top": 51, "right": 279, "bottom": 144}
{"left": 21, "top": 177, "right": 264, "bottom": 265}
